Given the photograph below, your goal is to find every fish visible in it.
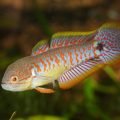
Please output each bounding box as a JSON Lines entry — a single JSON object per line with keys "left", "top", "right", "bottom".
{"left": 1, "top": 23, "right": 120, "bottom": 93}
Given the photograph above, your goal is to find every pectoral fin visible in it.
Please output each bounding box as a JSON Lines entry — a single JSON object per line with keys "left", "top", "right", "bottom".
{"left": 58, "top": 59, "right": 104, "bottom": 89}
{"left": 35, "top": 87, "right": 55, "bottom": 94}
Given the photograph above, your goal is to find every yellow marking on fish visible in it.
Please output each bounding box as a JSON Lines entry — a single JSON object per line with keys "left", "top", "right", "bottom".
{"left": 52, "top": 30, "right": 96, "bottom": 38}
{"left": 46, "top": 65, "right": 67, "bottom": 80}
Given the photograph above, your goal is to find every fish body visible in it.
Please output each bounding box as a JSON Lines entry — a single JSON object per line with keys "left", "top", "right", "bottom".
{"left": 31, "top": 40, "right": 99, "bottom": 87}
{"left": 1, "top": 23, "right": 120, "bottom": 93}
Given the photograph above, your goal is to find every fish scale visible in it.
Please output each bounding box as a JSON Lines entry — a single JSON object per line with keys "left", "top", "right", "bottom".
{"left": 32, "top": 40, "right": 98, "bottom": 77}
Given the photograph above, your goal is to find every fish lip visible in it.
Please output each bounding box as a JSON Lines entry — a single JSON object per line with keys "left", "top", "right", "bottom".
{"left": 1, "top": 83, "right": 10, "bottom": 91}
{"left": 1, "top": 82, "right": 23, "bottom": 85}
{"left": 1, "top": 82, "right": 9, "bottom": 85}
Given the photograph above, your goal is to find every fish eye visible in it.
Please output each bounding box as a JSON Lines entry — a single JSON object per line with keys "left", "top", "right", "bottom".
{"left": 10, "top": 76, "right": 18, "bottom": 83}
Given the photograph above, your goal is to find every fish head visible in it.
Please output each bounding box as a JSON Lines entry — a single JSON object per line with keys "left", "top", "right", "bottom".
{"left": 1, "top": 57, "right": 33, "bottom": 91}
{"left": 95, "top": 26, "right": 120, "bottom": 64}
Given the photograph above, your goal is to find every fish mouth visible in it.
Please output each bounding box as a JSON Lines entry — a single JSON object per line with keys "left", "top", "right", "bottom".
{"left": 1, "top": 83, "right": 17, "bottom": 91}
{"left": 1, "top": 82, "right": 32, "bottom": 92}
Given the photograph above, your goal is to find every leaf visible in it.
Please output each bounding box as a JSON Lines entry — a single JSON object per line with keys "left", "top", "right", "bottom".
{"left": 103, "top": 66, "right": 117, "bottom": 81}
{"left": 15, "top": 115, "right": 66, "bottom": 120}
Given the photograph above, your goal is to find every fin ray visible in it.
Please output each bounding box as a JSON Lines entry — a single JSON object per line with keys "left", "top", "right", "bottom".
{"left": 58, "top": 59, "right": 104, "bottom": 89}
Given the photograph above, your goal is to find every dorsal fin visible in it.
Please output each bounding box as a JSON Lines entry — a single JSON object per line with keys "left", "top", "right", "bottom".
{"left": 32, "top": 39, "right": 49, "bottom": 56}
{"left": 99, "top": 23, "right": 120, "bottom": 30}
{"left": 50, "top": 31, "right": 96, "bottom": 49}
{"left": 31, "top": 23, "right": 120, "bottom": 56}
{"left": 50, "top": 23, "right": 120, "bottom": 49}
{"left": 31, "top": 31, "right": 96, "bottom": 56}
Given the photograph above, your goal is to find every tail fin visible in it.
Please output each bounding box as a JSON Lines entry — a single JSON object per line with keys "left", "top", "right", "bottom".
{"left": 95, "top": 23, "right": 120, "bottom": 64}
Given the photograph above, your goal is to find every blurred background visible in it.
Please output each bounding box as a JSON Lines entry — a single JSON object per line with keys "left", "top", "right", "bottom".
{"left": 0, "top": 0, "right": 120, "bottom": 120}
